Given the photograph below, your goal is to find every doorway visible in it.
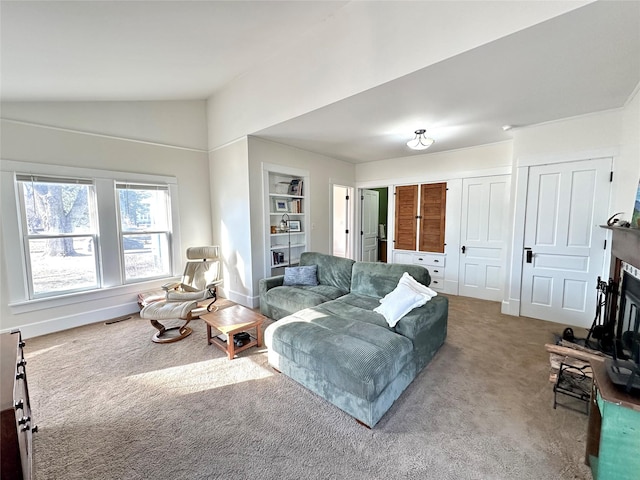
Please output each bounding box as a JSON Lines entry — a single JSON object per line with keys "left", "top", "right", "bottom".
{"left": 361, "top": 189, "right": 379, "bottom": 262}
{"left": 332, "top": 185, "right": 353, "bottom": 258}
{"left": 358, "top": 187, "right": 389, "bottom": 262}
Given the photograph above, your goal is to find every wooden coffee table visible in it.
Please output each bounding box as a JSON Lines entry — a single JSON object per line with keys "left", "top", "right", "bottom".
{"left": 200, "top": 304, "right": 264, "bottom": 360}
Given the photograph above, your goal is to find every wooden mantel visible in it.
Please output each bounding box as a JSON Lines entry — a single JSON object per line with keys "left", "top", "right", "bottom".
{"left": 600, "top": 226, "right": 640, "bottom": 271}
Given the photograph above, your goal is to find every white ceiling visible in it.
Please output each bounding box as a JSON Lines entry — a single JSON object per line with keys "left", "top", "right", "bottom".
{"left": 0, "top": 1, "right": 349, "bottom": 100}
{"left": 255, "top": 1, "right": 640, "bottom": 162}
{"left": 1, "top": 1, "right": 639, "bottom": 163}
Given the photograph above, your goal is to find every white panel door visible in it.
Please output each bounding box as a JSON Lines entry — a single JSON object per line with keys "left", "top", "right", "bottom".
{"left": 520, "top": 158, "right": 611, "bottom": 326}
{"left": 332, "top": 185, "right": 351, "bottom": 258}
{"left": 361, "top": 189, "right": 379, "bottom": 262}
{"left": 459, "top": 175, "right": 511, "bottom": 301}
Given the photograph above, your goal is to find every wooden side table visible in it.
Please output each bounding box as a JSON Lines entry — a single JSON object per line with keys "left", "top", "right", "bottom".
{"left": 201, "top": 305, "right": 264, "bottom": 360}
{"left": 585, "top": 360, "right": 640, "bottom": 480}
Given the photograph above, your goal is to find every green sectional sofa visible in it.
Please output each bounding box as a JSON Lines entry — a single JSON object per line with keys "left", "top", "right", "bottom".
{"left": 261, "top": 252, "right": 448, "bottom": 427}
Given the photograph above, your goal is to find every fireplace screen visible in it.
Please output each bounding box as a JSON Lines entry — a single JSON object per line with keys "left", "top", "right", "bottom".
{"left": 617, "top": 271, "right": 640, "bottom": 364}
{"left": 606, "top": 270, "right": 640, "bottom": 393}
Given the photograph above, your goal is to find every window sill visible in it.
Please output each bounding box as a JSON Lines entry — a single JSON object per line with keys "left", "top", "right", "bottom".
{"left": 8, "top": 277, "right": 180, "bottom": 314}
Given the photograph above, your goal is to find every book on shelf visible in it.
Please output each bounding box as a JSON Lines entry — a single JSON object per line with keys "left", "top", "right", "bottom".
{"left": 272, "top": 251, "right": 285, "bottom": 265}
{"left": 290, "top": 199, "right": 302, "bottom": 213}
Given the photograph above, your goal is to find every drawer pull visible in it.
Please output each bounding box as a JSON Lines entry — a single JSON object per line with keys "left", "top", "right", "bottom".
{"left": 417, "top": 257, "right": 423, "bottom": 261}
{"left": 14, "top": 399, "right": 24, "bottom": 410}
{"left": 15, "top": 371, "right": 24, "bottom": 380}
{"left": 17, "top": 359, "right": 27, "bottom": 367}
{"left": 434, "top": 259, "right": 440, "bottom": 263}
{"left": 433, "top": 280, "right": 439, "bottom": 284}
{"left": 19, "top": 341, "right": 25, "bottom": 348}
{"left": 18, "top": 416, "right": 30, "bottom": 425}
{"left": 20, "top": 424, "right": 31, "bottom": 432}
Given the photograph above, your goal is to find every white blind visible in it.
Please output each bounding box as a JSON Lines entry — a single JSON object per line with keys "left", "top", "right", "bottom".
{"left": 116, "top": 182, "right": 169, "bottom": 191}
{"left": 16, "top": 174, "right": 93, "bottom": 185}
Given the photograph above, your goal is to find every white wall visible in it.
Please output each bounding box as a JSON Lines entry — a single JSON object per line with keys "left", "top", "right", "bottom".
{"left": 0, "top": 101, "right": 211, "bottom": 336}
{"left": 620, "top": 88, "right": 640, "bottom": 219}
{"left": 1, "top": 101, "right": 209, "bottom": 150}
{"left": 512, "top": 105, "right": 637, "bottom": 224}
{"left": 503, "top": 98, "right": 640, "bottom": 318}
{"left": 353, "top": 100, "right": 640, "bottom": 322}
{"left": 354, "top": 141, "right": 514, "bottom": 296}
{"left": 206, "top": 2, "right": 587, "bottom": 149}
{"left": 208, "top": 137, "right": 253, "bottom": 306}
{"left": 247, "top": 137, "right": 355, "bottom": 301}
{"left": 208, "top": 136, "right": 355, "bottom": 308}
{"left": 356, "top": 141, "right": 513, "bottom": 186}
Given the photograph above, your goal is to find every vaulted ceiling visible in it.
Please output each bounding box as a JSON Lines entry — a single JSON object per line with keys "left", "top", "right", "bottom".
{"left": 2, "top": 1, "right": 638, "bottom": 163}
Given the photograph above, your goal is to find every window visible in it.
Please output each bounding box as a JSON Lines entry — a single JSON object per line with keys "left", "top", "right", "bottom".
{"left": 16, "top": 175, "right": 100, "bottom": 298}
{"left": 117, "top": 183, "right": 172, "bottom": 282}
{"left": 4, "top": 161, "right": 181, "bottom": 307}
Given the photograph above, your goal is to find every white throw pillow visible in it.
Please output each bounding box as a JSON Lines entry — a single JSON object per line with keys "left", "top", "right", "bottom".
{"left": 380, "top": 272, "right": 437, "bottom": 303}
{"left": 374, "top": 273, "right": 437, "bottom": 327}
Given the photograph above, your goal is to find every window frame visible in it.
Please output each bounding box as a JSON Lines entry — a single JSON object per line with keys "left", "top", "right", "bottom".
{"left": 1, "top": 160, "right": 182, "bottom": 313}
{"left": 115, "top": 182, "right": 173, "bottom": 284}
{"left": 16, "top": 175, "right": 102, "bottom": 299}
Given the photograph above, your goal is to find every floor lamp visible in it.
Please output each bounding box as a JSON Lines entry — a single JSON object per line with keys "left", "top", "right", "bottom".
{"left": 280, "top": 213, "right": 291, "bottom": 266}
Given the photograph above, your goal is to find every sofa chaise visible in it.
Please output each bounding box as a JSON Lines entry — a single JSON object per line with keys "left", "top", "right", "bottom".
{"left": 261, "top": 252, "right": 448, "bottom": 427}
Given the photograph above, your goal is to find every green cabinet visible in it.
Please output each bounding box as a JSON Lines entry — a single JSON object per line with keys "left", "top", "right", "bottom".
{"left": 586, "top": 361, "right": 640, "bottom": 480}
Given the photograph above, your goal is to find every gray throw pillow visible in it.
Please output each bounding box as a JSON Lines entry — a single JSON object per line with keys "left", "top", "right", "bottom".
{"left": 283, "top": 265, "right": 319, "bottom": 286}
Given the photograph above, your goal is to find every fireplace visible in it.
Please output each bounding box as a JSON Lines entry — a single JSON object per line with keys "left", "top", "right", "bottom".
{"left": 603, "top": 226, "right": 640, "bottom": 394}
{"left": 617, "top": 268, "right": 640, "bottom": 362}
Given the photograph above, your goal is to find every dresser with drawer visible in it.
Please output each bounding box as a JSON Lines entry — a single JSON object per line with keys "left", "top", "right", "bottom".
{"left": 392, "top": 251, "right": 446, "bottom": 291}
{"left": 1, "top": 331, "right": 35, "bottom": 480}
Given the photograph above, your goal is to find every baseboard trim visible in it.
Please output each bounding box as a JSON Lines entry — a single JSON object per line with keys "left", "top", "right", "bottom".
{"left": 501, "top": 299, "right": 520, "bottom": 317}
{"left": 3, "top": 302, "right": 140, "bottom": 339}
{"left": 443, "top": 280, "right": 459, "bottom": 296}
{"left": 223, "top": 289, "right": 260, "bottom": 309}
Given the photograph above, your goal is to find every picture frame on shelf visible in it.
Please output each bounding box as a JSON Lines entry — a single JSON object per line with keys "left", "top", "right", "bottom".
{"left": 289, "top": 178, "right": 303, "bottom": 196}
{"left": 632, "top": 178, "right": 640, "bottom": 228}
{"left": 288, "top": 220, "right": 301, "bottom": 232}
{"left": 275, "top": 199, "right": 288, "bottom": 212}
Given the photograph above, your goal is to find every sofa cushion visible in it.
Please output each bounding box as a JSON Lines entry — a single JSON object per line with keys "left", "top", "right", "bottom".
{"left": 350, "top": 262, "right": 431, "bottom": 298}
{"left": 266, "top": 309, "right": 414, "bottom": 401}
{"left": 314, "top": 294, "right": 390, "bottom": 330}
{"left": 263, "top": 284, "right": 347, "bottom": 315}
{"left": 283, "top": 265, "right": 319, "bottom": 286}
{"left": 300, "top": 252, "right": 355, "bottom": 292}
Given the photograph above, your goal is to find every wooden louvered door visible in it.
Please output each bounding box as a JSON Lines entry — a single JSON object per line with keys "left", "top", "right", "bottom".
{"left": 394, "top": 185, "right": 418, "bottom": 250}
{"left": 419, "top": 183, "right": 446, "bottom": 253}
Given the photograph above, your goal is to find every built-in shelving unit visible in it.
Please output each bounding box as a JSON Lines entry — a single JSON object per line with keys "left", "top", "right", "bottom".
{"left": 263, "top": 164, "right": 309, "bottom": 277}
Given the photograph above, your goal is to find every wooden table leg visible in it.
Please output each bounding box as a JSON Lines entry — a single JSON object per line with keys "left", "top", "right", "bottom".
{"left": 257, "top": 323, "right": 263, "bottom": 347}
{"left": 227, "top": 330, "right": 236, "bottom": 360}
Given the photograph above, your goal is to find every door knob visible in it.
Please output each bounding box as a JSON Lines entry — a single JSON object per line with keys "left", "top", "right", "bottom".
{"left": 525, "top": 247, "right": 533, "bottom": 263}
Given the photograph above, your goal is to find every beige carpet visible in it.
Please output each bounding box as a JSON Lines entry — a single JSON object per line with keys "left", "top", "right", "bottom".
{"left": 24, "top": 295, "right": 592, "bottom": 480}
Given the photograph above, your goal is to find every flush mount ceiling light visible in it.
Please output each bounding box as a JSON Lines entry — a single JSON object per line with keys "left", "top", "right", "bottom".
{"left": 406, "top": 129, "right": 435, "bottom": 150}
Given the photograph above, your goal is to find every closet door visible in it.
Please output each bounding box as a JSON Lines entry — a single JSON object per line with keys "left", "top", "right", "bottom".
{"left": 394, "top": 185, "right": 418, "bottom": 250}
{"left": 419, "top": 183, "right": 446, "bottom": 253}
{"left": 459, "top": 175, "right": 510, "bottom": 301}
